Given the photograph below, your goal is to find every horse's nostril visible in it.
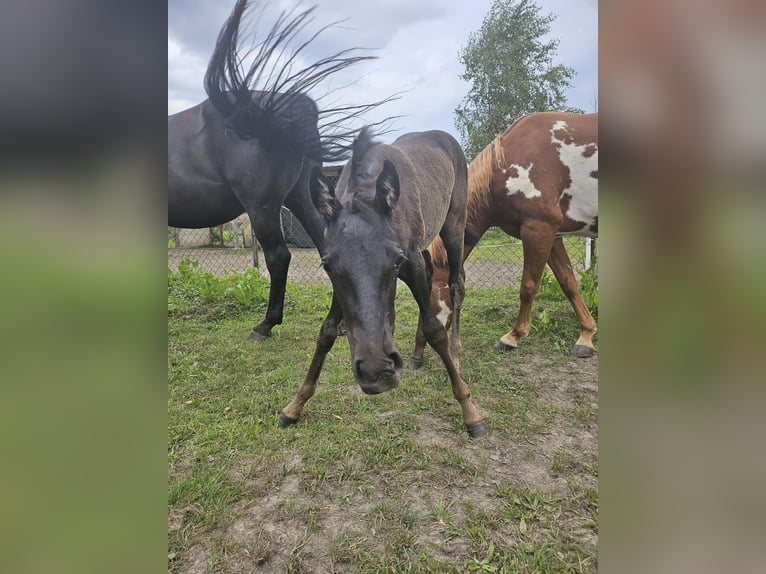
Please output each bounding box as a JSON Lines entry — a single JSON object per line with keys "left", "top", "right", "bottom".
{"left": 389, "top": 352, "right": 404, "bottom": 371}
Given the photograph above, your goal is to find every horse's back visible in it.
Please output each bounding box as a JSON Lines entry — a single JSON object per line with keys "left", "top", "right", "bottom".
{"left": 168, "top": 100, "right": 233, "bottom": 222}
{"left": 505, "top": 111, "right": 597, "bottom": 142}
{"left": 497, "top": 112, "right": 598, "bottom": 237}
{"left": 393, "top": 129, "right": 463, "bottom": 154}
{"left": 168, "top": 92, "right": 312, "bottom": 222}
{"left": 390, "top": 131, "right": 467, "bottom": 247}
{"left": 168, "top": 90, "right": 320, "bottom": 155}
{"left": 392, "top": 130, "right": 465, "bottom": 176}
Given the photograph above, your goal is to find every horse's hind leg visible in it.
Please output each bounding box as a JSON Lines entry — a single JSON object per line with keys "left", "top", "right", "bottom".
{"left": 494, "top": 222, "right": 555, "bottom": 351}
{"left": 248, "top": 210, "right": 292, "bottom": 341}
{"left": 410, "top": 293, "right": 453, "bottom": 370}
{"left": 546, "top": 237, "right": 597, "bottom": 357}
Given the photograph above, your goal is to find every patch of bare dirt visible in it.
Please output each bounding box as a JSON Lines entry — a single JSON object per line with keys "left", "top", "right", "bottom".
{"left": 174, "top": 353, "right": 598, "bottom": 573}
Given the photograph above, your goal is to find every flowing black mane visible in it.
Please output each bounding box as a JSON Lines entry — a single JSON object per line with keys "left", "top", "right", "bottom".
{"left": 204, "top": 0, "right": 394, "bottom": 162}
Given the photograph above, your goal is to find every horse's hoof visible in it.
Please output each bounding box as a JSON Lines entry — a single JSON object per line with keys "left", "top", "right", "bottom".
{"left": 248, "top": 330, "right": 270, "bottom": 342}
{"left": 408, "top": 357, "right": 424, "bottom": 370}
{"left": 466, "top": 420, "right": 488, "bottom": 439}
{"left": 492, "top": 340, "right": 515, "bottom": 352}
{"left": 570, "top": 344, "right": 595, "bottom": 358}
{"left": 277, "top": 414, "right": 299, "bottom": 429}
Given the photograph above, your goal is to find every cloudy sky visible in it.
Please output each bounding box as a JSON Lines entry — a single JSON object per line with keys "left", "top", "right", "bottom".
{"left": 168, "top": 0, "right": 597, "bottom": 143}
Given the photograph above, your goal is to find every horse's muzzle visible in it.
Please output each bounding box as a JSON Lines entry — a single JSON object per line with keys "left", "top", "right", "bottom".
{"left": 353, "top": 352, "right": 403, "bottom": 394}
{"left": 357, "top": 371, "right": 401, "bottom": 394}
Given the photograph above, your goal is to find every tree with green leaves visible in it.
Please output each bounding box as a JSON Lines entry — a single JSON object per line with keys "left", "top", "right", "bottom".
{"left": 455, "top": 0, "right": 582, "bottom": 160}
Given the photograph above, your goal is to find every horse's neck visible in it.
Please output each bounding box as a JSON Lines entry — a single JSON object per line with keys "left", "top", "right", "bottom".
{"left": 465, "top": 202, "right": 492, "bottom": 241}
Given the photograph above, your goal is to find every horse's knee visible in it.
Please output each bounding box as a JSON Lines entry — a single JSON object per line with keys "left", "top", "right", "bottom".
{"left": 315, "top": 320, "right": 341, "bottom": 354}
{"left": 519, "top": 278, "right": 541, "bottom": 304}
{"left": 423, "top": 321, "right": 448, "bottom": 347}
{"left": 263, "top": 243, "right": 291, "bottom": 272}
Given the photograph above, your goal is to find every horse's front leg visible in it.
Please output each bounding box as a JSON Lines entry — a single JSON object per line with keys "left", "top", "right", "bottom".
{"left": 401, "top": 254, "right": 486, "bottom": 438}
{"left": 283, "top": 160, "right": 327, "bottom": 252}
{"left": 279, "top": 295, "right": 343, "bottom": 427}
{"left": 248, "top": 211, "right": 292, "bottom": 340}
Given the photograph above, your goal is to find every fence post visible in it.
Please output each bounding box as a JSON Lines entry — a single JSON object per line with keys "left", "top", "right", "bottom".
{"left": 585, "top": 238, "right": 593, "bottom": 270}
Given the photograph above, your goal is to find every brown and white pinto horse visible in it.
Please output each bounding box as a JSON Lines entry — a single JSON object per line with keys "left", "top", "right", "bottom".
{"left": 410, "top": 112, "right": 598, "bottom": 368}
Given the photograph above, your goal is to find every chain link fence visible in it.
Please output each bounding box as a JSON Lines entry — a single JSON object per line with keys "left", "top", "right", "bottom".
{"left": 168, "top": 219, "right": 593, "bottom": 289}
{"left": 169, "top": 163, "right": 594, "bottom": 288}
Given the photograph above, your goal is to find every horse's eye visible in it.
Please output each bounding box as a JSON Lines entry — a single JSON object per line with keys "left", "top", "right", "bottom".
{"left": 320, "top": 258, "right": 332, "bottom": 274}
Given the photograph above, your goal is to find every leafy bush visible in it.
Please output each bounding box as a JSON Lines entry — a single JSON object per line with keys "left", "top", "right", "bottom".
{"left": 168, "top": 259, "right": 269, "bottom": 314}
{"left": 535, "top": 264, "right": 598, "bottom": 319}
{"left": 578, "top": 266, "right": 598, "bottom": 317}
{"left": 537, "top": 267, "right": 562, "bottom": 298}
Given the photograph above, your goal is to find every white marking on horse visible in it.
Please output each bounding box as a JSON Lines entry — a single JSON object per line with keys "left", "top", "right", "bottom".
{"left": 435, "top": 299, "right": 452, "bottom": 327}
{"left": 551, "top": 121, "right": 598, "bottom": 234}
{"left": 504, "top": 163, "right": 541, "bottom": 198}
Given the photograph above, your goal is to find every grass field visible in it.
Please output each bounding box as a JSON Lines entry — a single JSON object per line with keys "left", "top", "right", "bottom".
{"left": 168, "top": 262, "right": 598, "bottom": 573}
{"left": 468, "top": 230, "right": 587, "bottom": 265}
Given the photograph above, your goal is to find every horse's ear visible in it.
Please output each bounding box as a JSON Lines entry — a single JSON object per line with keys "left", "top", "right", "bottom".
{"left": 375, "top": 160, "right": 400, "bottom": 213}
{"left": 309, "top": 166, "right": 338, "bottom": 220}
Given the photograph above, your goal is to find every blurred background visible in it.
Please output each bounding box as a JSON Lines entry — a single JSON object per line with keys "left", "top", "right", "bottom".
{"left": 0, "top": 2, "right": 167, "bottom": 574}
{"left": 600, "top": 0, "right": 766, "bottom": 572}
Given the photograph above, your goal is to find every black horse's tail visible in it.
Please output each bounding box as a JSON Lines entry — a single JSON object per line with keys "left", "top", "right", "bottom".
{"left": 204, "top": 0, "right": 396, "bottom": 163}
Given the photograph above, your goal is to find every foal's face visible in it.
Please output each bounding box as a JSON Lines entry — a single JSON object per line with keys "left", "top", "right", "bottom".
{"left": 321, "top": 209, "right": 406, "bottom": 394}
{"left": 311, "top": 159, "right": 406, "bottom": 394}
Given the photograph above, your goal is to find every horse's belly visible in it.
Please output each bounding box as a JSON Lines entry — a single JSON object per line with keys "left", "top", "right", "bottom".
{"left": 558, "top": 177, "right": 598, "bottom": 237}
{"left": 419, "top": 188, "right": 454, "bottom": 246}
{"left": 558, "top": 148, "right": 598, "bottom": 237}
{"left": 168, "top": 177, "right": 243, "bottom": 228}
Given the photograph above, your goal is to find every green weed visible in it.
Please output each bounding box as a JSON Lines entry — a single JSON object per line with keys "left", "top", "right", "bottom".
{"left": 578, "top": 265, "right": 599, "bottom": 317}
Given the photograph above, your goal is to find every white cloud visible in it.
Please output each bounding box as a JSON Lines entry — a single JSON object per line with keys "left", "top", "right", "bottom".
{"left": 168, "top": 36, "right": 208, "bottom": 114}
{"left": 168, "top": 0, "right": 598, "bottom": 134}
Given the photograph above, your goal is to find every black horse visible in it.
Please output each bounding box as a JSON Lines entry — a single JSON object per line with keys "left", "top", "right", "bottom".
{"left": 278, "top": 127, "right": 487, "bottom": 438}
{"left": 169, "top": 0, "right": 387, "bottom": 340}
